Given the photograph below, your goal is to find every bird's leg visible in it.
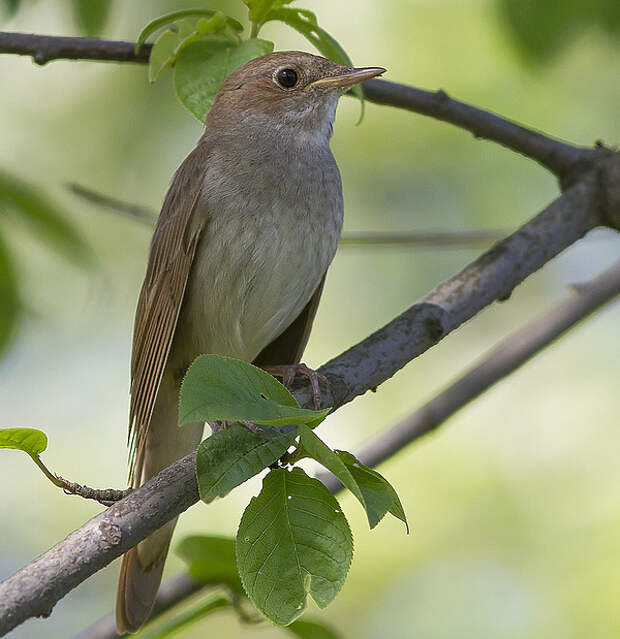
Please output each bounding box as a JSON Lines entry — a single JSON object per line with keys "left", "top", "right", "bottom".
{"left": 262, "top": 363, "right": 328, "bottom": 410}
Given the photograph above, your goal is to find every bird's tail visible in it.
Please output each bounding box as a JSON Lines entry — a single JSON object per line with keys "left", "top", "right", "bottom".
{"left": 116, "top": 379, "right": 203, "bottom": 634}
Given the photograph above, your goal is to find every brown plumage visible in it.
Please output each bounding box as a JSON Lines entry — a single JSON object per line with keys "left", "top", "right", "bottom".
{"left": 117, "top": 51, "right": 385, "bottom": 633}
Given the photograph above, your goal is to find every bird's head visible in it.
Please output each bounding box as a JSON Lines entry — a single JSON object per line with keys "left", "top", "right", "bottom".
{"left": 206, "top": 51, "right": 385, "bottom": 141}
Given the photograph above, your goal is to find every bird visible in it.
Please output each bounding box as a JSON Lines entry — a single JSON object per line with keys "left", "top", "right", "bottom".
{"left": 115, "top": 50, "right": 385, "bottom": 633}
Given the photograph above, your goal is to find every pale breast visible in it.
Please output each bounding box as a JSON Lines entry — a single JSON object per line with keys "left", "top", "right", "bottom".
{"left": 176, "top": 139, "right": 343, "bottom": 365}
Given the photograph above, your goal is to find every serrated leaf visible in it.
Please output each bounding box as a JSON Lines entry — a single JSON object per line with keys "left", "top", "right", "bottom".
{"left": 71, "top": 0, "right": 112, "bottom": 37}
{"left": 288, "top": 618, "right": 342, "bottom": 639}
{"left": 0, "top": 231, "right": 19, "bottom": 354}
{"left": 337, "top": 450, "right": 408, "bottom": 532}
{"left": 179, "top": 354, "right": 329, "bottom": 427}
{"left": 196, "top": 423, "right": 297, "bottom": 502}
{"left": 174, "top": 38, "right": 274, "bottom": 122}
{"left": 177, "top": 535, "right": 243, "bottom": 593}
{"left": 136, "top": 8, "right": 243, "bottom": 53}
{"left": 264, "top": 7, "right": 364, "bottom": 117}
{"left": 237, "top": 467, "right": 352, "bottom": 626}
{"left": 0, "top": 168, "right": 90, "bottom": 267}
{"left": 0, "top": 427, "right": 47, "bottom": 457}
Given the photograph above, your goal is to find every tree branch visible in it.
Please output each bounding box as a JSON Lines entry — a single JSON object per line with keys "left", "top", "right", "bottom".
{"left": 319, "top": 258, "right": 620, "bottom": 490}
{"left": 1, "top": 158, "right": 618, "bottom": 635}
{"left": 0, "top": 31, "right": 609, "bottom": 181}
{"left": 78, "top": 257, "right": 620, "bottom": 639}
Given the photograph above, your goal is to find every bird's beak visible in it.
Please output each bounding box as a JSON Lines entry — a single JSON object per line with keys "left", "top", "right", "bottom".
{"left": 310, "top": 66, "right": 386, "bottom": 89}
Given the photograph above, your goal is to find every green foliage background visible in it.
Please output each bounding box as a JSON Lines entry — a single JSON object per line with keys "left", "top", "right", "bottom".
{"left": 0, "top": 0, "right": 619, "bottom": 637}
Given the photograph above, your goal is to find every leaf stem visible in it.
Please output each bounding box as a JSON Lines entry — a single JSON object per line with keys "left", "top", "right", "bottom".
{"left": 250, "top": 22, "right": 259, "bottom": 38}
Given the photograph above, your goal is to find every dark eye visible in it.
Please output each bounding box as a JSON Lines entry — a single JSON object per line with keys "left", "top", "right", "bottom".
{"left": 276, "top": 68, "right": 298, "bottom": 89}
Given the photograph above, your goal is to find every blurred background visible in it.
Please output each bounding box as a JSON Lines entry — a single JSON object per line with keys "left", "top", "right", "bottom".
{"left": 1, "top": 0, "right": 619, "bottom": 637}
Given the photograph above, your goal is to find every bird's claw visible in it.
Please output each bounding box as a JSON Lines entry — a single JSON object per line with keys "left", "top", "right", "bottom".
{"left": 262, "top": 363, "right": 329, "bottom": 410}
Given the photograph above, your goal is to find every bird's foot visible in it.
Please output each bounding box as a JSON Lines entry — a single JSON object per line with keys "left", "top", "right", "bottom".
{"left": 209, "top": 420, "right": 263, "bottom": 435}
{"left": 262, "top": 363, "right": 328, "bottom": 410}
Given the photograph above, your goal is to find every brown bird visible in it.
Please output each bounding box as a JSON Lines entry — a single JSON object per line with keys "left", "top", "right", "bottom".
{"left": 116, "top": 50, "right": 385, "bottom": 633}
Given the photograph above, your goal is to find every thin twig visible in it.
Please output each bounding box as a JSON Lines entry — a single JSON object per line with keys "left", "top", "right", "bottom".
{"left": 67, "top": 183, "right": 155, "bottom": 224}
{"left": 77, "top": 259, "right": 620, "bottom": 639}
{"left": 55, "top": 476, "right": 132, "bottom": 507}
{"left": 67, "top": 182, "right": 506, "bottom": 248}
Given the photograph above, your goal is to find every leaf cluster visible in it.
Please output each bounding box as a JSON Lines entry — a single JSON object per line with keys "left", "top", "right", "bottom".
{"left": 178, "top": 355, "right": 408, "bottom": 627}
{"left": 134, "top": 1, "right": 362, "bottom": 122}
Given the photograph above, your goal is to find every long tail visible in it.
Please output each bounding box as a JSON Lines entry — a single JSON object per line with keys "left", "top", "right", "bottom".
{"left": 116, "top": 377, "right": 203, "bottom": 633}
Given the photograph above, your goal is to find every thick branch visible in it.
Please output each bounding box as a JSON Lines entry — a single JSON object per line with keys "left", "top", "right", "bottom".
{"left": 1, "top": 163, "right": 616, "bottom": 636}
{"left": 0, "top": 31, "right": 605, "bottom": 180}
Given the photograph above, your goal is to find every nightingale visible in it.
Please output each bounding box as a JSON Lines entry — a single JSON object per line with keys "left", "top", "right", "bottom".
{"left": 116, "top": 51, "right": 385, "bottom": 633}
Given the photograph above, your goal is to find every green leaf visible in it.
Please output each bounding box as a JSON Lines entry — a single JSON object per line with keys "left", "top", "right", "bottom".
{"left": 138, "top": 593, "right": 230, "bottom": 639}
{"left": 174, "top": 38, "right": 274, "bottom": 122}
{"left": 147, "top": 14, "right": 238, "bottom": 83}
{"left": 71, "top": 0, "right": 112, "bottom": 37}
{"left": 264, "top": 7, "right": 364, "bottom": 115}
{"left": 0, "top": 231, "right": 19, "bottom": 354}
{"left": 148, "top": 29, "right": 180, "bottom": 83}
{"left": 0, "top": 168, "right": 90, "bottom": 267}
{"left": 236, "top": 467, "right": 353, "bottom": 626}
{"left": 196, "top": 423, "right": 297, "bottom": 503}
{"left": 298, "top": 426, "right": 408, "bottom": 530}
{"left": 288, "top": 618, "right": 343, "bottom": 639}
{"left": 336, "top": 450, "right": 408, "bottom": 532}
{"left": 298, "top": 424, "right": 366, "bottom": 512}
{"left": 135, "top": 9, "right": 243, "bottom": 53}
{"left": 243, "top": 0, "right": 295, "bottom": 26}
{"left": 177, "top": 535, "right": 243, "bottom": 593}
{"left": 0, "top": 427, "right": 48, "bottom": 457}
{"left": 179, "top": 354, "right": 329, "bottom": 427}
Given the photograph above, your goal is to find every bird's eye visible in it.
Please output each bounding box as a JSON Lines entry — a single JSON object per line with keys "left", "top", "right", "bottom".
{"left": 275, "top": 68, "right": 298, "bottom": 89}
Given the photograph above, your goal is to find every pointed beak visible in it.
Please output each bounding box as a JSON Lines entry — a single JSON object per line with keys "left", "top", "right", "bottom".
{"left": 310, "top": 66, "right": 386, "bottom": 89}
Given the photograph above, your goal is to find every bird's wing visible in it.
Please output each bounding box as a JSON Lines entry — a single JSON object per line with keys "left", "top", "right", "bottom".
{"left": 253, "top": 274, "right": 327, "bottom": 367}
{"left": 129, "top": 147, "right": 208, "bottom": 483}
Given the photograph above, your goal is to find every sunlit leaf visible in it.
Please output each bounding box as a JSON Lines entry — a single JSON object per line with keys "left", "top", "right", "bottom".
{"left": 179, "top": 354, "right": 329, "bottom": 427}
{"left": 174, "top": 38, "right": 274, "bottom": 122}
{"left": 177, "top": 535, "right": 243, "bottom": 593}
{"left": 0, "top": 168, "right": 90, "bottom": 267}
{"left": 71, "top": 0, "right": 112, "bottom": 37}
{"left": 135, "top": 8, "right": 243, "bottom": 53}
{"left": 0, "top": 427, "right": 48, "bottom": 457}
{"left": 237, "top": 467, "right": 353, "bottom": 625}
{"left": 195, "top": 424, "right": 297, "bottom": 502}
{"left": 0, "top": 231, "right": 19, "bottom": 354}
